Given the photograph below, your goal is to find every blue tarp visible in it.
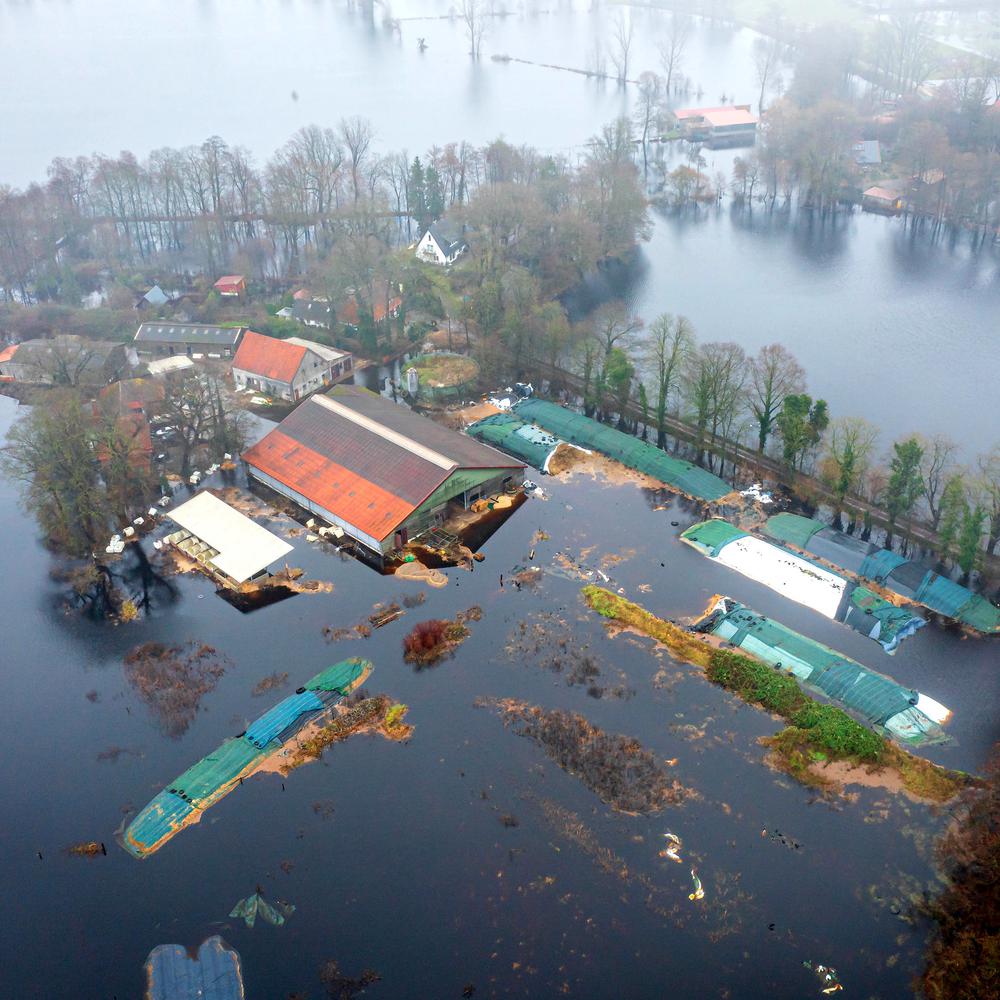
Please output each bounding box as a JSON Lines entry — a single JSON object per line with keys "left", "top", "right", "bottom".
{"left": 146, "top": 936, "right": 244, "bottom": 1000}
{"left": 245, "top": 690, "right": 325, "bottom": 749}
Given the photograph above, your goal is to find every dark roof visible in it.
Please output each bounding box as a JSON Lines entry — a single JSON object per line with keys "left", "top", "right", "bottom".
{"left": 134, "top": 323, "right": 245, "bottom": 347}
{"left": 427, "top": 222, "right": 466, "bottom": 256}
{"left": 291, "top": 300, "right": 333, "bottom": 324}
{"left": 242, "top": 387, "right": 522, "bottom": 540}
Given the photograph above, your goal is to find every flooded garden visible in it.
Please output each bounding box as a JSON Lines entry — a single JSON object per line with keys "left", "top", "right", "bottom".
{"left": 2, "top": 393, "right": 997, "bottom": 997}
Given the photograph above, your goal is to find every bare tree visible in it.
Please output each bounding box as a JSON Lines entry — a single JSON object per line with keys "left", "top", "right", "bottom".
{"left": 975, "top": 444, "right": 1000, "bottom": 556}
{"left": 634, "top": 72, "right": 664, "bottom": 172}
{"left": 339, "top": 116, "right": 374, "bottom": 204}
{"left": 918, "top": 434, "right": 960, "bottom": 529}
{"left": 460, "top": 0, "right": 488, "bottom": 60}
{"left": 684, "top": 341, "right": 747, "bottom": 469}
{"left": 821, "top": 417, "right": 879, "bottom": 528}
{"left": 642, "top": 313, "right": 695, "bottom": 449}
{"left": 659, "top": 11, "right": 692, "bottom": 95}
{"left": 748, "top": 343, "right": 805, "bottom": 453}
{"left": 609, "top": 12, "right": 634, "bottom": 84}
{"left": 753, "top": 35, "right": 783, "bottom": 115}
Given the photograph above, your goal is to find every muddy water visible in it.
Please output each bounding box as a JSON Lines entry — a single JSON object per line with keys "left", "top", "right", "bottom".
{"left": 2, "top": 394, "right": 997, "bottom": 997}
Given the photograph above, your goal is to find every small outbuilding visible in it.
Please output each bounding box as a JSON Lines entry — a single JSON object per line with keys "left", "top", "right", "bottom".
{"left": 862, "top": 186, "right": 903, "bottom": 215}
{"left": 213, "top": 275, "right": 247, "bottom": 298}
{"left": 674, "top": 105, "right": 758, "bottom": 147}
{"left": 165, "top": 490, "right": 294, "bottom": 585}
{"left": 416, "top": 222, "right": 468, "bottom": 265}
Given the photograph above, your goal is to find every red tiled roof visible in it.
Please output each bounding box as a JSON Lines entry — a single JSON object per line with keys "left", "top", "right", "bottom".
{"left": 243, "top": 429, "right": 417, "bottom": 540}
{"left": 0, "top": 344, "right": 18, "bottom": 364}
{"left": 292, "top": 288, "right": 311, "bottom": 300}
{"left": 232, "top": 331, "right": 307, "bottom": 384}
{"left": 214, "top": 275, "right": 245, "bottom": 292}
{"left": 338, "top": 295, "right": 403, "bottom": 326}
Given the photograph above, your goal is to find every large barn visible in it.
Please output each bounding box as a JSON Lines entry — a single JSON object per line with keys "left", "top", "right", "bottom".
{"left": 242, "top": 386, "right": 525, "bottom": 559}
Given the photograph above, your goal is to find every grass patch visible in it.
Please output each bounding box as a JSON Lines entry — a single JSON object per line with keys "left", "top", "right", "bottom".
{"left": 410, "top": 353, "right": 479, "bottom": 388}
{"left": 582, "top": 586, "right": 969, "bottom": 802}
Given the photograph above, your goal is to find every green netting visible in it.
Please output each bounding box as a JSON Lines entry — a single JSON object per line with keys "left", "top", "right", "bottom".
{"left": 171, "top": 739, "right": 266, "bottom": 806}
{"left": 513, "top": 398, "right": 731, "bottom": 500}
{"left": 305, "top": 657, "right": 371, "bottom": 693}
{"left": 681, "top": 519, "right": 747, "bottom": 556}
{"left": 467, "top": 413, "right": 557, "bottom": 470}
{"left": 708, "top": 601, "right": 943, "bottom": 744}
{"left": 916, "top": 572, "right": 1000, "bottom": 633}
{"left": 763, "top": 513, "right": 826, "bottom": 549}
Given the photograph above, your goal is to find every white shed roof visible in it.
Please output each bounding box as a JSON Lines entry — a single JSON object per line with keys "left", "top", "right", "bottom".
{"left": 283, "top": 337, "right": 350, "bottom": 363}
{"left": 167, "top": 491, "right": 293, "bottom": 583}
{"left": 147, "top": 355, "right": 195, "bottom": 376}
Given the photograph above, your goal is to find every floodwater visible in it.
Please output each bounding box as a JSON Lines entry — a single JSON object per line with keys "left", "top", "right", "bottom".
{"left": 2, "top": 1, "right": 999, "bottom": 454}
{"left": 2, "top": 392, "right": 999, "bottom": 998}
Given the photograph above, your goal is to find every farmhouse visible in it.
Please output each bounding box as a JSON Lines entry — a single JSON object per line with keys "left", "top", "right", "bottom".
{"left": 415, "top": 222, "right": 468, "bottom": 265}
{"left": 242, "top": 385, "right": 525, "bottom": 560}
{"left": 133, "top": 323, "right": 246, "bottom": 358}
{"left": 230, "top": 330, "right": 351, "bottom": 401}
{"left": 673, "top": 105, "right": 758, "bottom": 147}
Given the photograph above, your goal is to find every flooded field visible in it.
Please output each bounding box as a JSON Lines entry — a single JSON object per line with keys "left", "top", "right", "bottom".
{"left": 2, "top": 394, "right": 998, "bottom": 997}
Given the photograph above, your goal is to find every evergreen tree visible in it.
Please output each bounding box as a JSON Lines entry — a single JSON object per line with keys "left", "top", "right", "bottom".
{"left": 425, "top": 166, "right": 445, "bottom": 220}
{"left": 408, "top": 158, "right": 427, "bottom": 230}
{"left": 884, "top": 437, "right": 924, "bottom": 550}
{"left": 957, "top": 505, "right": 985, "bottom": 579}
{"left": 935, "top": 475, "right": 966, "bottom": 563}
{"left": 776, "top": 393, "right": 828, "bottom": 470}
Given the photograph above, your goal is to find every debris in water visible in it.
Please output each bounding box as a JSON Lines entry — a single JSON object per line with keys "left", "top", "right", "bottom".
{"left": 122, "top": 641, "right": 228, "bottom": 738}
{"left": 318, "top": 958, "right": 382, "bottom": 998}
{"left": 67, "top": 841, "right": 106, "bottom": 858}
{"left": 482, "top": 699, "right": 690, "bottom": 813}
{"left": 252, "top": 671, "right": 290, "bottom": 696}
{"left": 803, "top": 961, "right": 843, "bottom": 994}
{"left": 660, "top": 832, "right": 683, "bottom": 863}
{"left": 688, "top": 868, "right": 705, "bottom": 901}
{"left": 145, "top": 936, "right": 244, "bottom": 1000}
{"left": 229, "top": 889, "right": 295, "bottom": 928}
{"left": 368, "top": 603, "right": 405, "bottom": 628}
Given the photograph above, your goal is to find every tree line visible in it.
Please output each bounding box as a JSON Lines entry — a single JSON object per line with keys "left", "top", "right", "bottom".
{"left": 529, "top": 301, "right": 1000, "bottom": 577}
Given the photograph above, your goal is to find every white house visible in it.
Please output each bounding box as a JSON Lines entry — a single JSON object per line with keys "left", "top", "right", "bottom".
{"left": 231, "top": 330, "right": 352, "bottom": 402}
{"left": 415, "top": 222, "right": 468, "bottom": 266}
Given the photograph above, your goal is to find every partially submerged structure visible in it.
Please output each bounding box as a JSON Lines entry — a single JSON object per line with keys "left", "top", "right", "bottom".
{"left": 673, "top": 105, "right": 758, "bottom": 146}
{"left": 694, "top": 597, "right": 951, "bottom": 746}
{"left": 145, "top": 936, "right": 244, "bottom": 1000}
{"left": 512, "top": 398, "right": 731, "bottom": 501}
{"left": 122, "top": 658, "right": 372, "bottom": 858}
{"left": 467, "top": 411, "right": 564, "bottom": 471}
{"left": 764, "top": 513, "right": 1000, "bottom": 635}
{"left": 242, "top": 386, "right": 525, "bottom": 560}
{"left": 165, "top": 491, "right": 293, "bottom": 586}
{"left": 682, "top": 520, "right": 926, "bottom": 653}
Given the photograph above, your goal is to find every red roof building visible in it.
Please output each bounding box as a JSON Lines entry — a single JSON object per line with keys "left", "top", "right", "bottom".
{"left": 243, "top": 385, "right": 524, "bottom": 558}
{"left": 231, "top": 330, "right": 350, "bottom": 402}
{"left": 213, "top": 275, "right": 247, "bottom": 297}
{"left": 0, "top": 343, "right": 18, "bottom": 382}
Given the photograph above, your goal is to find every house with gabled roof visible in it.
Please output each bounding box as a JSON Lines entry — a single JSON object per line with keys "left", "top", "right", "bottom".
{"left": 416, "top": 221, "right": 468, "bottom": 265}
{"left": 231, "top": 330, "right": 351, "bottom": 401}
{"left": 213, "top": 275, "right": 247, "bottom": 298}
{"left": 242, "top": 385, "right": 524, "bottom": 559}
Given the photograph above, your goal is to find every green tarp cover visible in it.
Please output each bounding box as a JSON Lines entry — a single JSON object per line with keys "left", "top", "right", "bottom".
{"left": 304, "top": 657, "right": 370, "bottom": 693}
{"left": 170, "top": 739, "right": 266, "bottom": 806}
{"left": 707, "top": 601, "right": 939, "bottom": 743}
{"left": 859, "top": 548, "right": 908, "bottom": 582}
{"left": 763, "top": 513, "right": 826, "bottom": 549}
{"left": 842, "top": 586, "right": 925, "bottom": 654}
{"left": 467, "top": 413, "right": 557, "bottom": 470}
{"left": 681, "top": 519, "right": 747, "bottom": 556}
{"left": 916, "top": 572, "right": 1000, "bottom": 633}
{"left": 513, "top": 398, "right": 731, "bottom": 500}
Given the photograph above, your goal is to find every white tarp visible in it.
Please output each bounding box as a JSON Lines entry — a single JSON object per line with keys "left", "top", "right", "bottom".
{"left": 167, "top": 490, "right": 293, "bottom": 583}
{"left": 713, "top": 535, "right": 847, "bottom": 619}
{"left": 147, "top": 355, "right": 195, "bottom": 376}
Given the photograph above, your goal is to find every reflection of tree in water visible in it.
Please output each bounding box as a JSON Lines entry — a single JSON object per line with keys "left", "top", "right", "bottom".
{"left": 123, "top": 641, "right": 228, "bottom": 738}
{"left": 53, "top": 543, "right": 178, "bottom": 621}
